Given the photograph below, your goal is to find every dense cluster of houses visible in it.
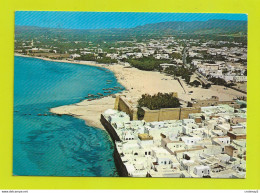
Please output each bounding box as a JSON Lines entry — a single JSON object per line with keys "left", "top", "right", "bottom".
{"left": 16, "top": 36, "right": 247, "bottom": 86}
{"left": 189, "top": 43, "right": 247, "bottom": 83}
{"left": 102, "top": 104, "right": 246, "bottom": 178}
{"left": 102, "top": 37, "right": 184, "bottom": 64}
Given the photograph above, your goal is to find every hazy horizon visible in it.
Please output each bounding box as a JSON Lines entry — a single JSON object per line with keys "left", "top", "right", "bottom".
{"left": 15, "top": 12, "right": 247, "bottom": 30}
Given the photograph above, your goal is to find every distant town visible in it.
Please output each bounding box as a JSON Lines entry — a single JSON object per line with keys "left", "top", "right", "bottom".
{"left": 15, "top": 19, "right": 247, "bottom": 178}
{"left": 15, "top": 27, "right": 247, "bottom": 93}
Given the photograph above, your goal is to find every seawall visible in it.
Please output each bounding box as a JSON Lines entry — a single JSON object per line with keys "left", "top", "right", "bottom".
{"left": 100, "top": 114, "right": 128, "bottom": 177}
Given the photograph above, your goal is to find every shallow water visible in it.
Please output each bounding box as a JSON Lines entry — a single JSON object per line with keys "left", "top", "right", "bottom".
{"left": 13, "top": 56, "right": 123, "bottom": 176}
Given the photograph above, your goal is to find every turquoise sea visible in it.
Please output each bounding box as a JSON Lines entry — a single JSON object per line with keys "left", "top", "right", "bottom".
{"left": 13, "top": 56, "right": 123, "bottom": 176}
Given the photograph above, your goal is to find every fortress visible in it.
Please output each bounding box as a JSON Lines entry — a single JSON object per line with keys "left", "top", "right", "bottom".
{"left": 114, "top": 93, "right": 201, "bottom": 122}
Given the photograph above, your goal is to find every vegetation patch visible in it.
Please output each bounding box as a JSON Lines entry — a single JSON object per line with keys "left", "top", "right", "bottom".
{"left": 137, "top": 93, "right": 181, "bottom": 119}
{"left": 127, "top": 57, "right": 169, "bottom": 71}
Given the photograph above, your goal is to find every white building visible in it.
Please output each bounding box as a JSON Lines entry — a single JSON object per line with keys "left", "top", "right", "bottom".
{"left": 70, "top": 53, "right": 81, "bottom": 59}
{"left": 181, "top": 136, "right": 202, "bottom": 145}
{"left": 233, "top": 76, "right": 247, "bottom": 82}
{"left": 193, "top": 165, "right": 210, "bottom": 177}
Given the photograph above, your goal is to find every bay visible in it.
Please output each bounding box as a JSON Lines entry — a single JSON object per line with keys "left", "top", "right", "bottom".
{"left": 13, "top": 56, "right": 122, "bottom": 176}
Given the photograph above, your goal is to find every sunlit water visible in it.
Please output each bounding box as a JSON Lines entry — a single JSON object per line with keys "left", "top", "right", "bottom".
{"left": 13, "top": 56, "right": 123, "bottom": 176}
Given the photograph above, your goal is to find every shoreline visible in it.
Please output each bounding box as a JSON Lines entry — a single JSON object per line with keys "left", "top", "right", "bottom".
{"left": 14, "top": 53, "right": 116, "bottom": 73}
{"left": 15, "top": 53, "right": 128, "bottom": 130}
{"left": 15, "top": 53, "right": 247, "bottom": 130}
{"left": 15, "top": 53, "right": 128, "bottom": 93}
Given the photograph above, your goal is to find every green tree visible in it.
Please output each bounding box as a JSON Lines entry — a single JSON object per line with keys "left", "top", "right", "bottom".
{"left": 137, "top": 93, "right": 181, "bottom": 119}
{"left": 202, "top": 83, "right": 211, "bottom": 89}
{"left": 240, "top": 103, "right": 247, "bottom": 108}
{"left": 127, "top": 57, "right": 169, "bottom": 71}
{"left": 190, "top": 80, "right": 201, "bottom": 87}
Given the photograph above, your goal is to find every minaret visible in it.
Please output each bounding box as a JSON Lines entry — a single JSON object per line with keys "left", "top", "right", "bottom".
{"left": 31, "top": 39, "right": 34, "bottom": 47}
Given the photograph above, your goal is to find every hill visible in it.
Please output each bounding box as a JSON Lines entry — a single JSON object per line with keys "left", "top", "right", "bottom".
{"left": 132, "top": 19, "right": 247, "bottom": 34}
{"left": 15, "top": 19, "right": 247, "bottom": 43}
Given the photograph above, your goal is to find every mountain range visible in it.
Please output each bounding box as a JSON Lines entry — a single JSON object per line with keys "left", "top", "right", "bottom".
{"left": 15, "top": 19, "right": 247, "bottom": 42}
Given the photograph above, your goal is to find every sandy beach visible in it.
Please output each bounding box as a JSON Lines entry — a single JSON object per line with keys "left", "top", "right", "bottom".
{"left": 15, "top": 53, "right": 246, "bottom": 129}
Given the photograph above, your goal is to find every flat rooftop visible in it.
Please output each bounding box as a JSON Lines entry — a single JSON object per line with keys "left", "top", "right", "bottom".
{"left": 138, "top": 133, "right": 153, "bottom": 140}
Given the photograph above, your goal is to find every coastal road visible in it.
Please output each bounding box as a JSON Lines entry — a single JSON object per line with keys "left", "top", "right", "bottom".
{"left": 194, "top": 70, "right": 209, "bottom": 85}
{"left": 183, "top": 46, "right": 209, "bottom": 85}
{"left": 182, "top": 47, "right": 189, "bottom": 68}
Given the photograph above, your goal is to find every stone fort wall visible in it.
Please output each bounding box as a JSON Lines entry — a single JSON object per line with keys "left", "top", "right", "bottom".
{"left": 114, "top": 96, "right": 138, "bottom": 120}
{"left": 142, "top": 106, "right": 201, "bottom": 122}
{"left": 115, "top": 96, "right": 201, "bottom": 122}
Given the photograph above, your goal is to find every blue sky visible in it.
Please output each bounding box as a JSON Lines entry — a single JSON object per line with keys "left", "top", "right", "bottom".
{"left": 15, "top": 12, "right": 247, "bottom": 29}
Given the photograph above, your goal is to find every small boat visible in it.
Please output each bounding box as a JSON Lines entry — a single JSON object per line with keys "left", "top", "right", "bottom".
{"left": 104, "top": 91, "right": 112, "bottom": 93}
{"left": 97, "top": 93, "right": 104, "bottom": 96}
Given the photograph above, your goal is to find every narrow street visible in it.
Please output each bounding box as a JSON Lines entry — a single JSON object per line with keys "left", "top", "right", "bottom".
{"left": 183, "top": 46, "right": 209, "bottom": 85}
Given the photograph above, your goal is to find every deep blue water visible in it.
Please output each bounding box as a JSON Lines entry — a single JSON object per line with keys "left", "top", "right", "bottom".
{"left": 13, "top": 56, "right": 123, "bottom": 176}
